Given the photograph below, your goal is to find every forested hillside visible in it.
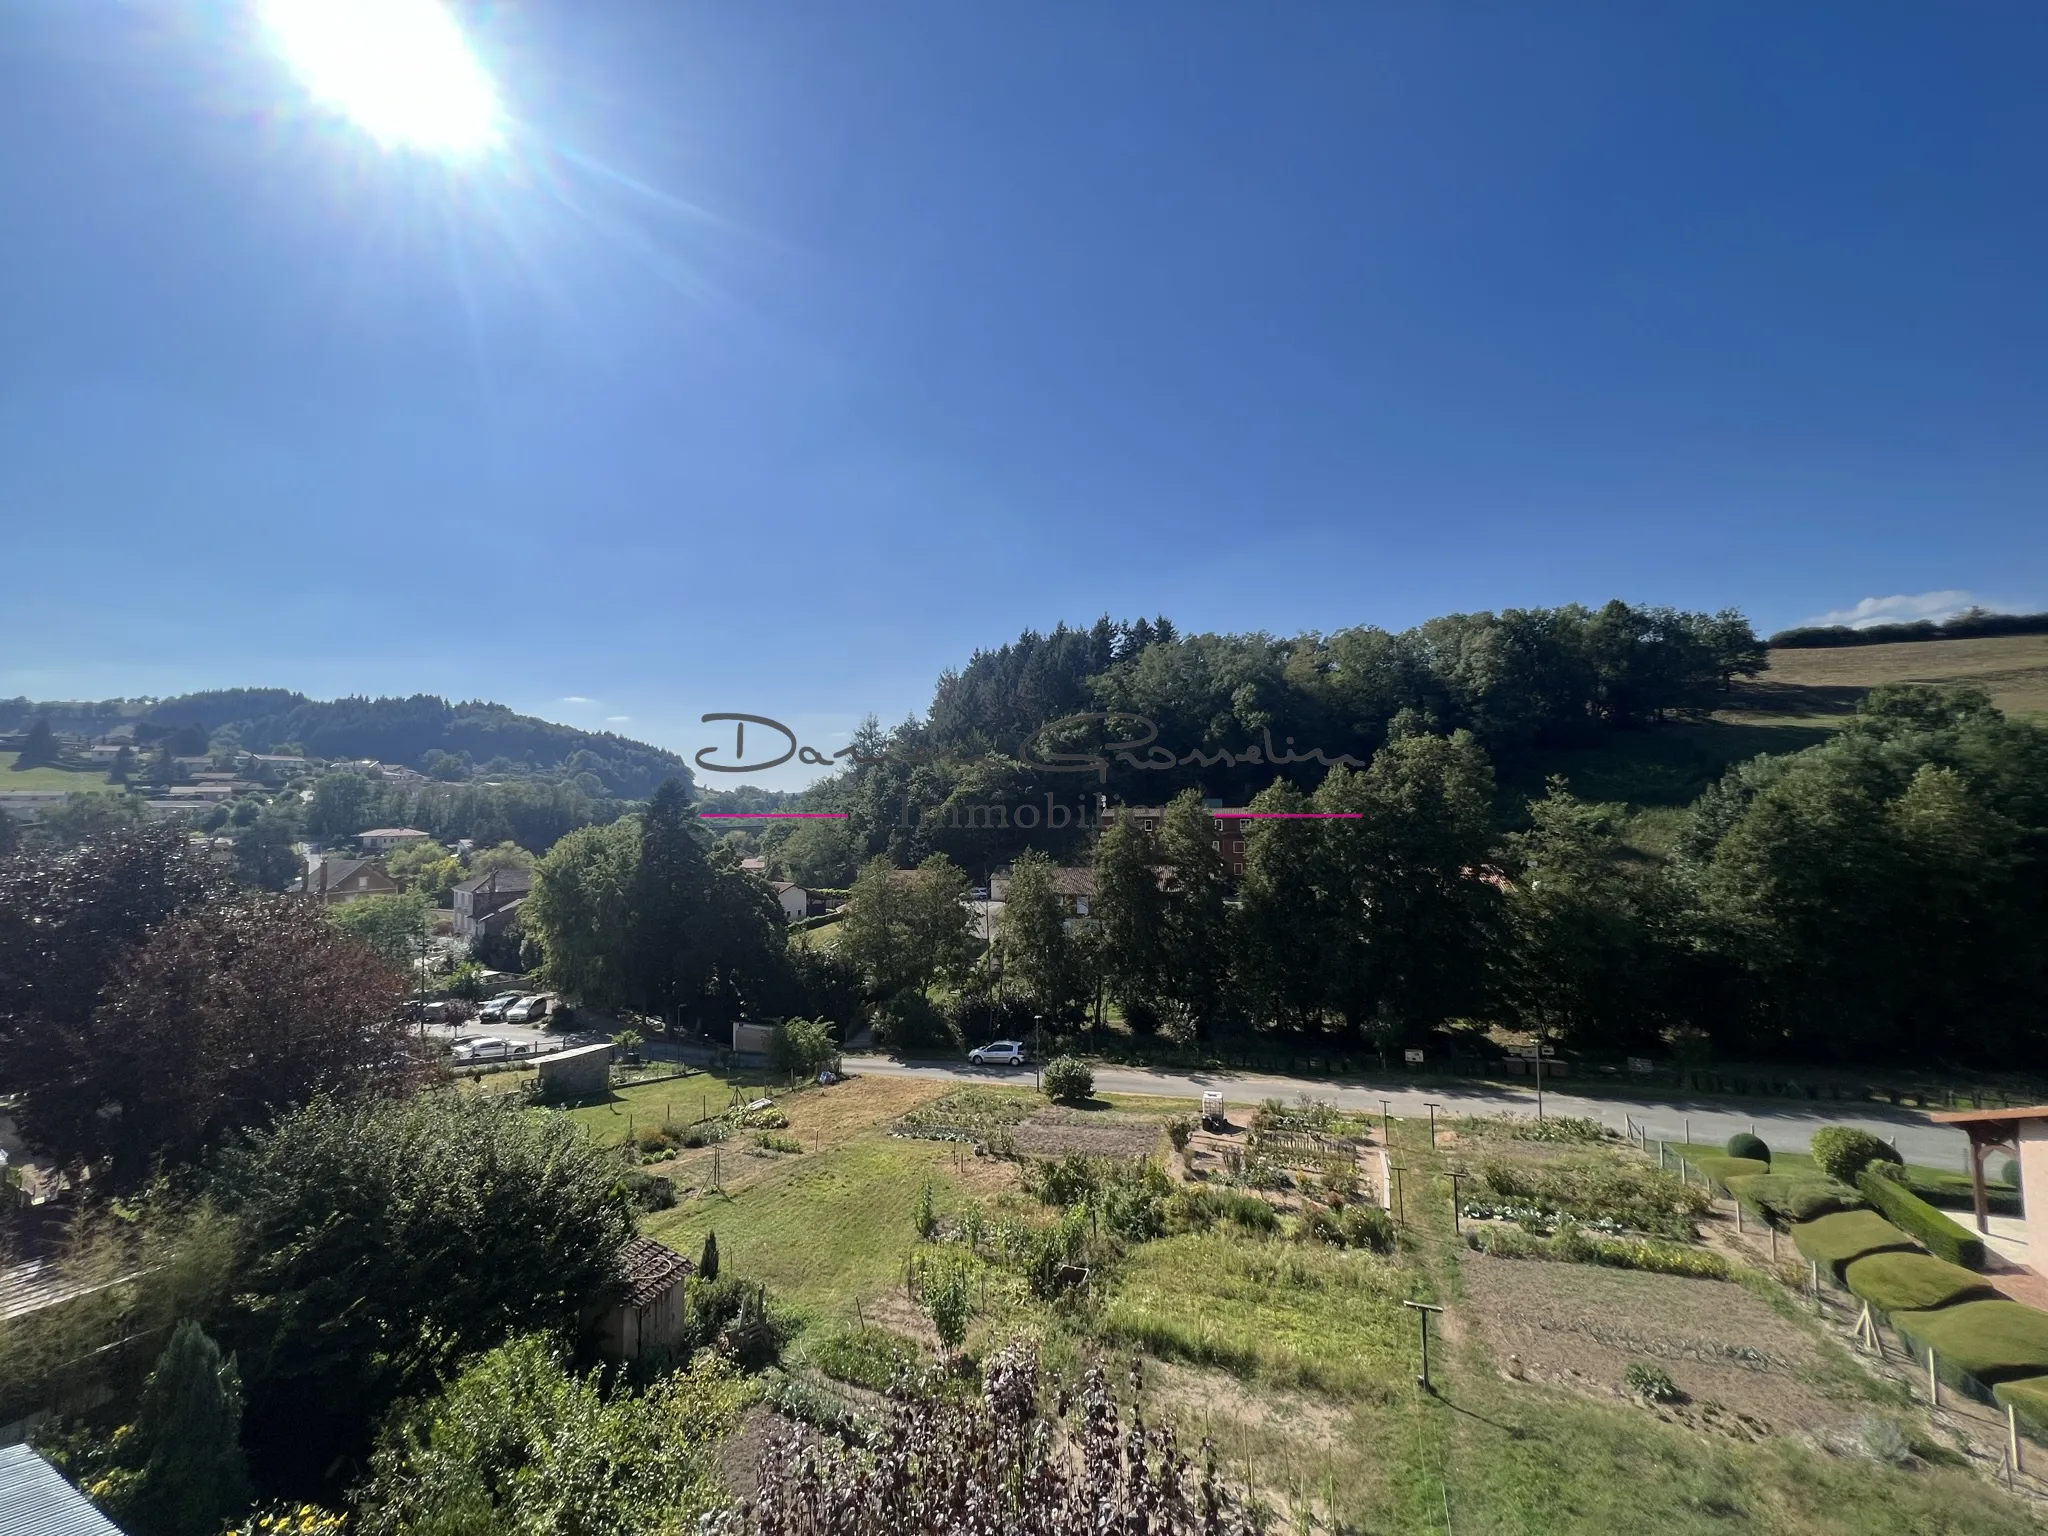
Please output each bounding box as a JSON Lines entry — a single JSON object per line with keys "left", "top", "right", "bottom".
{"left": 0, "top": 689, "right": 694, "bottom": 799}
{"left": 785, "top": 599, "right": 1769, "bottom": 869}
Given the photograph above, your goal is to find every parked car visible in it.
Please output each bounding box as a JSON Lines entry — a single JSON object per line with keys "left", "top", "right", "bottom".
{"left": 478, "top": 994, "right": 520, "bottom": 1023}
{"left": 969, "top": 1040, "right": 1030, "bottom": 1067}
{"left": 453, "top": 1036, "right": 513, "bottom": 1063}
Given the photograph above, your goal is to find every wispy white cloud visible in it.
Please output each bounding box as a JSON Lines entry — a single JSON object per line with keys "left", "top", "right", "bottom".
{"left": 1802, "top": 590, "right": 1979, "bottom": 629}
{"left": 560, "top": 695, "right": 595, "bottom": 705}
{"left": 606, "top": 715, "right": 632, "bottom": 723}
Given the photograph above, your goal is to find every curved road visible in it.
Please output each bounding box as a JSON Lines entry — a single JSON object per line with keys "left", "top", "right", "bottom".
{"left": 842, "top": 1053, "right": 1971, "bottom": 1171}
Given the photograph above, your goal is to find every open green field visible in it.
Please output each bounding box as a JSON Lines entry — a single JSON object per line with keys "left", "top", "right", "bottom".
{"left": 590, "top": 1074, "right": 2046, "bottom": 1531}
{"left": 0, "top": 752, "right": 113, "bottom": 791}
{"left": 1514, "top": 634, "right": 2048, "bottom": 832}
{"left": 1749, "top": 634, "right": 2048, "bottom": 722}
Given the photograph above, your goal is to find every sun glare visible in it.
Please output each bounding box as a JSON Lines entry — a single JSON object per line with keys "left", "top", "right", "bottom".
{"left": 261, "top": 0, "right": 503, "bottom": 157}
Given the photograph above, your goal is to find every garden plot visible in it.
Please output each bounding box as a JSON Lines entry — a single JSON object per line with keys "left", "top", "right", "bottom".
{"left": 1009, "top": 1106, "right": 1162, "bottom": 1159}
{"left": 1461, "top": 1254, "right": 1865, "bottom": 1439}
{"left": 1179, "top": 1099, "right": 1375, "bottom": 1212}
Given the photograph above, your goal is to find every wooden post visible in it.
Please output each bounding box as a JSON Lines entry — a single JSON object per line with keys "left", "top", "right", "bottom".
{"left": 1449, "top": 1171, "right": 1465, "bottom": 1235}
{"left": 1968, "top": 1134, "right": 1993, "bottom": 1236}
{"left": 2011, "top": 1403, "right": 2023, "bottom": 1476}
{"left": 1927, "top": 1345, "right": 1939, "bottom": 1408}
{"left": 1403, "top": 1301, "right": 1445, "bottom": 1392}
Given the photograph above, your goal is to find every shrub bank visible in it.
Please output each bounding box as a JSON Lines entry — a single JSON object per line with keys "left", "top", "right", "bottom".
{"left": 1857, "top": 1168, "right": 1986, "bottom": 1270}
{"left": 1789, "top": 1210, "right": 1917, "bottom": 1277}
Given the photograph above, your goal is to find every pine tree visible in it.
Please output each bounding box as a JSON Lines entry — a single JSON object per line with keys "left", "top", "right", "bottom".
{"left": 629, "top": 779, "right": 714, "bottom": 1026}
{"left": 698, "top": 1230, "right": 720, "bottom": 1282}
{"left": 1090, "top": 810, "right": 1164, "bottom": 1028}
{"left": 123, "top": 1321, "right": 252, "bottom": 1536}
{"left": 15, "top": 717, "right": 58, "bottom": 768}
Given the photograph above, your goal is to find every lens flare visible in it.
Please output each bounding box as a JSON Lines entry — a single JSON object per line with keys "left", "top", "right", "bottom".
{"left": 261, "top": 0, "right": 502, "bottom": 156}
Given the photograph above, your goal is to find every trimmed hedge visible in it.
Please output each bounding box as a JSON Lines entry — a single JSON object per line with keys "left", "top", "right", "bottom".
{"left": 1723, "top": 1172, "right": 1860, "bottom": 1227}
{"left": 1725, "top": 1132, "right": 1770, "bottom": 1164}
{"left": 1841, "top": 1251, "right": 1999, "bottom": 1314}
{"left": 1858, "top": 1167, "right": 1986, "bottom": 1270}
{"left": 1993, "top": 1376, "right": 2048, "bottom": 1440}
{"left": 1902, "top": 1170, "right": 2023, "bottom": 1220}
{"left": 1890, "top": 1300, "right": 2048, "bottom": 1385}
{"left": 1693, "top": 1155, "right": 1769, "bottom": 1189}
{"left": 1789, "top": 1210, "right": 1916, "bottom": 1275}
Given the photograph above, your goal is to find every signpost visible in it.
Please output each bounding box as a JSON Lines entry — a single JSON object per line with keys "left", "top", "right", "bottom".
{"left": 1404, "top": 1048, "right": 1425, "bottom": 1066}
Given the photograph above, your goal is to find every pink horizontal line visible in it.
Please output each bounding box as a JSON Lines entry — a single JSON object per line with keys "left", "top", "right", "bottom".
{"left": 699, "top": 811, "right": 848, "bottom": 819}
{"left": 1211, "top": 812, "right": 1362, "bottom": 819}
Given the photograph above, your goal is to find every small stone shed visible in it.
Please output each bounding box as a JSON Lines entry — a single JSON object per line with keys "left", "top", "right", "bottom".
{"left": 597, "top": 1236, "right": 693, "bottom": 1363}
{"left": 536, "top": 1041, "right": 613, "bottom": 1100}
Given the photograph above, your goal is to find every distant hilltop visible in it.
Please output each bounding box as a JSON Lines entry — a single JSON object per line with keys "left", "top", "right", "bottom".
{"left": 0, "top": 689, "right": 693, "bottom": 801}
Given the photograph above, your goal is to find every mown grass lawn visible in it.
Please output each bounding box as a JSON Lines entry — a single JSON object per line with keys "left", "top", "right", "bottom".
{"left": 0, "top": 752, "right": 115, "bottom": 790}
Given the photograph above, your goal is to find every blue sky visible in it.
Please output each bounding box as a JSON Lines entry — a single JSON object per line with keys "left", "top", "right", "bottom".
{"left": 3, "top": 1, "right": 2045, "bottom": 786}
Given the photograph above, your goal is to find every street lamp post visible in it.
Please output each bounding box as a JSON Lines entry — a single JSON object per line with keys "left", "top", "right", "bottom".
{"left": 1033, "top": 1015, "right": 1044, "bottom": 1090}
{"left": 1425, "top": 1102, "right": 1441, "bottom": 1148}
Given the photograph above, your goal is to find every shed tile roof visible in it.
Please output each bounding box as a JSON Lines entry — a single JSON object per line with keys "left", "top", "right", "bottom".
{"left": 615, "top": 1236, "right": 692, "bottom": 1309}
{"left": 0, "top": 1443, "right": 127, "bottom": 1535}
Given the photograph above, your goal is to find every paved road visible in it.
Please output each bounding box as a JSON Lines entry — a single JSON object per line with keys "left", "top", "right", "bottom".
{"left": 842, "top": 1053, "right": 1972, "bottom": 1171}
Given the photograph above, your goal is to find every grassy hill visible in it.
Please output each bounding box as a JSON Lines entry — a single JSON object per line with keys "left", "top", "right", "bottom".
{"left": 1736, "top": 632, "right": 2048, "bottom": 723}
{"left": 1517, "top": 633, "right": 2048, "bottom": 852}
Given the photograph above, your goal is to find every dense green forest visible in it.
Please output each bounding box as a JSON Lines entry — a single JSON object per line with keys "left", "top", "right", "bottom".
{"left": 776, "top": 599, "right": 1767, "bottom": 870}
{"left": 0, "top": 689, "right": 694, "bottom": 799}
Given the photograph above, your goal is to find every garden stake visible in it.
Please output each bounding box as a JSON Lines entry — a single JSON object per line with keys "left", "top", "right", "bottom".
{"left": 1425, "top": 1103, "right": 1440, "bottom": 1147}
{"left": 2011, "top": 1404, "right": 2023, "bottom": 1476}
{"left": 1448, "top": 1170, "right": 1466, "bottom": 1235}
{"left": 1927, "top": 1346, "right": 1939, "bottom": 1408}
{"left": 1403, "top": 1301, "right": 1445, "bottom": 1392}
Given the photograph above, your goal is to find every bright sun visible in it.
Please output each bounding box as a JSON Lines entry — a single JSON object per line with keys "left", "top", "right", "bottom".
{"left": 261, "top": 0, "right": 503, "bottom": 157}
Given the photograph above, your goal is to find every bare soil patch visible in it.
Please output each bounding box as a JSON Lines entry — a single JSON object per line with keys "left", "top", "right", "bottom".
{"left": 714, "top": 1405, "right": 786, "bottom": 1502}
{"left": 1011, "top": 1107, "right": 1163, "bottom": 1159}
{"left": 1461, "top": 1254, "right": 1863, "bottom": 1439}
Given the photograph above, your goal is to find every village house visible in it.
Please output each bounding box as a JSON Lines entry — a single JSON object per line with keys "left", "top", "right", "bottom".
{"left": 992, "top": 865, "right": 1097, "bottom": 917}
{"left": 769, "top": 881, "right": 817, "bottom": 920}
{"left": 1100, "top": 802, "right": 1257, "bottom": 877}
{"left": 299, "top": 857, "right": 401, "bottom": 904}
{"left": 452, "top": 867, "right": 534, "bottom": 938}
{"left": 359, "top": 827, "right": 431, "bottom": 855}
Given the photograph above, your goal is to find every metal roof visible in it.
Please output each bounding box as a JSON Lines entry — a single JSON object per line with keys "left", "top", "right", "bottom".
{"left": 0, "top": 1443, "right": 126, "bottom": 1536}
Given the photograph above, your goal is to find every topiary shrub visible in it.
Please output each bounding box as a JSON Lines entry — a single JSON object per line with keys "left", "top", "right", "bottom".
{"left": 1993, "top": 1377, "right": 2048, "bottom": 1441}
{"left": 1725, "top": 1132, "right": 1770, "bottom": 1164}
{"left": 1890, "top": 1300, "right": 2048, "bottom": 1385}
{"left": 1693, "top": 1155, "right": 1769, "bottom": 1190}
{"left": 1042, "top": 1056, "right": 1094, "bottom": 1105}
{"left": 1842, "top": 1251, "right": 1998, "bottom": 1314}
{"left": 1857, "top": 1166, "right": 1986, "bottom": 1270}
{"left": 1789, "top": 1210, "right": 1917, "bottom": 1277}
{"left": 1724, "top": 1172, "right": 1860, "bottom": 1227}
{"left": 1810, "top": 1126, "right": 1904, "bottom": 1186}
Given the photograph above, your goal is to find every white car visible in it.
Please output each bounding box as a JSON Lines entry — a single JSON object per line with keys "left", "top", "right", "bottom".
{"left": 453, "top": 1036, "right": 513, "bottom": 1063}
{"left": 969, "top": 1040, "right": 1030, "bottom": 1067}
{"left": 506, "top": 994, "right": 551, "bottom": 1024}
